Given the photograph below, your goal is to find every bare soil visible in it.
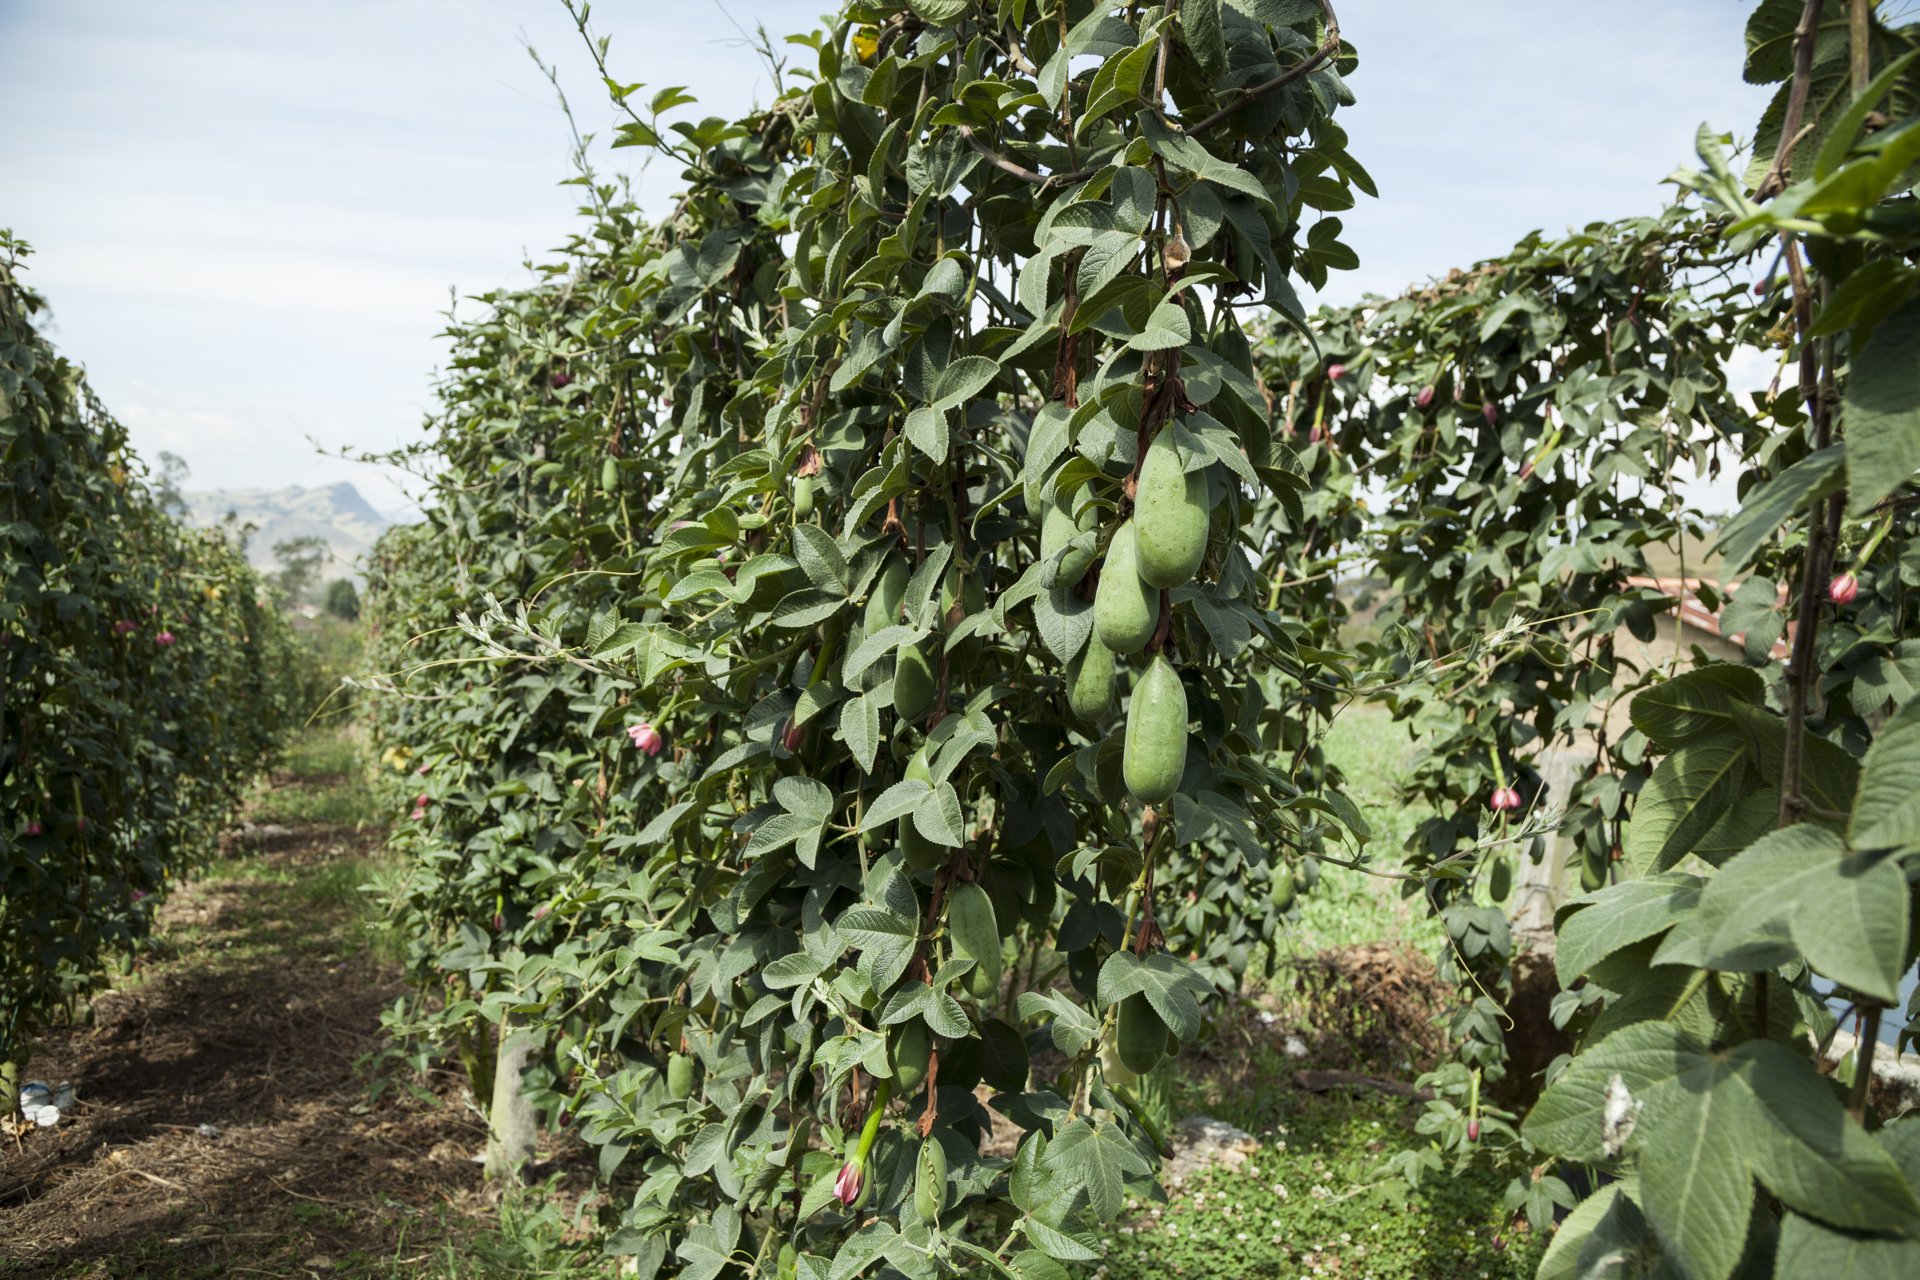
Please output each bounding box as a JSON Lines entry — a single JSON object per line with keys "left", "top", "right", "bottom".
{"left": 0, "top": 783, "right": 494, "bottom": 1279}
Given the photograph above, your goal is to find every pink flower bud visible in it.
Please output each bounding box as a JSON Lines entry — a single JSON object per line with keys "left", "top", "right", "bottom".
{"left": 1517, "top": 461, "right": 1534, "bottom": 482}
{"left": 415, "top": 793, "right": 429, "bottom": 807}
{"left": 1416, "top": 385, "right": 1435, "bottom": 408}
{"left": 26, "top": 821, "right": 43, "bottom": 836}
{"left": 1489, "top": 787, "right": 1521, "bottom": 813}
{"left": 132, "top": 889, "right": 147, "bottom": 902}
{"left": 74, "top": 817, "right": 89, "bottom": 833}
{"left": 551, "top": 371, "right": 571, "bottom": 389}
{"left": 492, "top": 913, "right": 504, "bottom": 931}
{"left": 628, "top": 722, "right": 664, "bottom": 756}
{"left": 1754, "top": 279, "right": 1769, "bottom": 296}
{"left": 834, "top": 1160, "right": 863, "bottom": 1206}
{"left": 1482, "top": 403, "right": 1498, "bottom": 427}
{"left": 1326, "top": 363, "right": 1347, "bottom": 382}
{"left": 783, "top": 719, "right": 806, "bottom": 753}
{"left": 1467, "top": 1119, "right": 1481, "bottom": 1141}
{"left": 532, "top": 903, "right": 551, "bottom": 921}
{"left": 1829, "top": 573, "right": 1859, "bottom": 605}
{"left": 416, "top": 762, "right": 431, "bottom": 775}
{"left": 113, "top": 620, "right": 137, "bottom": 636}
{"left": 154, "top": 630, "right": 177, "bottom": 646}
{"left": 410, "top": 806, "right": 427, "bottom": 821}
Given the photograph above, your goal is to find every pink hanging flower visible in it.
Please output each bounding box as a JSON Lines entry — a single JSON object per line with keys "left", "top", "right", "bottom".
{"left": 416, "top": 762, "right": 431, "bottom": 775}
{"left": 113, "top": 620, "right": 138, "bottom": 636}
{"left": 1489, "top": 787, "right": 1521, "bottom": 813}
{"left": 132, "top": 889, "right": 147, "bottom": 902}
{"left": 1467, "top": 1119, "right": 1481, "bottom": 1141}
{"left": 1326, "top": 362, "right": 1348, "bottom": 382}
{"left": 1829, "top": 573, "right": 1859, "bottom": 605}
{"left": 410, "top": 805, "right": 427, "bottom": 821}
{"left": 834, "top": 1160, "right": 863, "bottom": 1206}
{"left": 1416, "top": 385, "right": 1435, "bottom": 408}
{"left": 154, "top": 630, "right": 177, "bottom": 646}
{"left": 26, "top": 821, "right": 43, "bottom": 836}
{"left": 415, "top": 793, "right": 429, "bottom": 808}
{"left": 628, "top": 722, "right": 664, "bottom": 756}
{"left": 1483, "top": 403, "right": 1498, "bottom": 427}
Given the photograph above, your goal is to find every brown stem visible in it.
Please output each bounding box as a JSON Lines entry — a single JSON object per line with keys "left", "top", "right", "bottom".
{"left": 956, "top": 124, "right": 1093, "bottom": 189}
{"left": 1850, "top": 0, "right": 1871, "bottom": 98}
{"left": 1778, "top": 240, "right": 1834, "bottom": 827}
{"left": 1755, "top": 0, "right": 1827, "bottom": 199}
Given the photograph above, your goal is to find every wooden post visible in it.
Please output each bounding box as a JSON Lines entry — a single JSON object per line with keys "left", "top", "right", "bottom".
{"left": 483, "top": 1012, "right": 540, "bottom": 1183}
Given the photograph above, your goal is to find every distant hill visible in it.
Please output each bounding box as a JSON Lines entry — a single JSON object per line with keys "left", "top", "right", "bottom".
{"left": 178, "top": 481, "right": 393, "bottom": 583}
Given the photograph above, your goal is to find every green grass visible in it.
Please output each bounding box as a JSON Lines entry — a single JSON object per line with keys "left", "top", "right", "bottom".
{"left": 248, "top": 729, "right": 376, "bottom": 826}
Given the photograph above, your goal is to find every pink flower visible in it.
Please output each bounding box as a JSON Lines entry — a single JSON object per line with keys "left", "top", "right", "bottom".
{"left": 26, "top": 821, "right": 43, "bottom": 836}
{"left": 551, "top": 371, "right": 571, "bottom": 389}
{"left": 1467, "top": 1119, "right": 1481, "bottom": 1141}
{"left": 113, "top": 620, "right": 138, "bottom": 636}
{"left": 1829, "top": 573, "right": 1859, "bottom": 605}
{"left": 132, "top": 889, "right": 147, "bottom": 902}
{"left": 1517, "top": 461, "right": 1534, "bottom": 482}
{"left": 1482, "top": 403, "right": 1498, "bottom": 427}
{"left": 1416, "top": 385, "right": 1435, "bottom": 408}
{"left": 415, "top": 793, "right": 429, "bottom": 808}
{"left": 1326, "top": 362, "right": 1347, "bottom": 382}
{"left": 416, "top": 762, "right": 431, "bottom": 775}
{"left": 410, "top": 806, "right": 427, "bottom": 821}
{"left": 532, "top": 903, "right": 551, "bottom": 921}
{"left": 1489, "top": 787, "right": 1521, "bottom": 813}
{"left": 628, "top": 722, "right": 664, "bottom": 756}
{"left": 154, "top": 630, "right": 177, "bottom": 646}
{"left": 834, "top": 1160, "right": 863, "bottom": 1206}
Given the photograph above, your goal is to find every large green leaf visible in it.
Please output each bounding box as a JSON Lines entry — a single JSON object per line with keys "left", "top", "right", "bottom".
{"left": 1626, "top": 738, "right": 1752, "bottom": 872}
{"left": 1525, "top": 1022, "right": 1920, "bottom": 1280}
{"left": 1852, "top": 695, "right": 1920, "bottom": 850}
{"left": 1554, "top": 874, "right": 1704, "bottom": 986}
{"left": 1775, "top": 1121, "right": 1920, "bottom": 1279}
{"left": 1848, "top": 298, "right": 1920, "bottom": 516}
{"left": 1630, "top": 665, "right": 1766, "bottom": 749}
{"left": 1711, "top": 446, "right": 1845, "bottom": 574}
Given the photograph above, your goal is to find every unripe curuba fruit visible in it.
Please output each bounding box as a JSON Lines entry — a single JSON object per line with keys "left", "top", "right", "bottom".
{"left": 600, "top": 456, "right": 618, "bottom": 492}
{"left": 894, "top": 640, "right": 935, "bottom": 720}
{"left": 1488, "top": 855, "right": 1512, "bottom": 903}
{"left": 1039, "top": 486, "right": 1096, "bottom": 588}
{"left": 1123, "top": 655, "right": 1187, "bottom": 805}
{"left": 1133, "top": 429, "right": 1209, "bottom": 589}
{"left": 867, "top": 556, "right": 910, "bottom": 630}
{"left": 793, "top": 475, "right": 815, "bottom": 519}
{"left": 1094, "top": 520, "right": 1157, "bottom": 654}
{"left": 1116, "top": 993, "right": 1168, "bottom": 1076}
{"left": 948, "top": 882, "right": 1003, "bottom": 1000}
{"left": 1269, "top": 863, "right": 1296, "bottom": 913}
{"left": 1066, "top": 638, "right": 1115, "bottom": 720}
{"left": 900, "top": 749, "right": 945, "bottom": 870}
{"left": 913, "top": 1136, "right": 948, "bottom": 1226}
{"left": 891, "top": 1020, "right": 931, "bottom": 1094}
{"left": 1580, "top": 850, "right": 1608, "bottom": 893}
{"left": 667, "top": 1052, "right": 698, "bottom": 1100}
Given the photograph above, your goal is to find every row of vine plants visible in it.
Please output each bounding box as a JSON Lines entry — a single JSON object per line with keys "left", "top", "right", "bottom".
{"left": 1, "top": 232, "right": 303, "bottom": 1107}
{"left": 360, "top": 0, "right": 1920, "bottom": 1276}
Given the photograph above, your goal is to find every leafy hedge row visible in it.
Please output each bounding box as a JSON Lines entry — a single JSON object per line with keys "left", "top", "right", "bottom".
{"left": 363, "top": 0, "right": 1374, "bottom": 1273}
{"left": 0, "top": 232, "right": 299, "bottom": 1102}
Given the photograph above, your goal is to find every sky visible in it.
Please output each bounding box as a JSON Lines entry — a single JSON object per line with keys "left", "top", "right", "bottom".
{"left": 0, "top": 1, "right": 1773, "bottom": 518}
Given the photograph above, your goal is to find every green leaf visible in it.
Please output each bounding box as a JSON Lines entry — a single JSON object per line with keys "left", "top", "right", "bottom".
{"left": 1709, "top": 446, "right": 1844, "bottom": 573}
{"left": 1775, "top": 1121, "right": 1920, "bottom": 1278}
{"left": 1554, "top": 874, "right": 1704, "bottom": 986}
{"left": 1847, "top": 298, "right": 1920, "bottom": 516}
{"left": 1525, "top": 1022, "right": 1920, "bottom": 1280}
{"left": 932, "top": 354, "right": 1001, "bottom": 409}
{"left": 1125, "top": 297, "right": 1192, "bottom": 352}
{"left": 1095, "top": 951, "right": 1211, "bottom": 1039}
{"left": 1625, "top": 738, "right": 1751, "bottom": 872}
{"left": 841, "top": 692, "right": 882, "bottom": 775}
{"left": 1043, "top": 1118, "right": 1153, "bottom": 1222}
{"left": 1852, "top": 694, "right": 1920, "bottom": 850}
{"left": 1182, "top": 0, "right": 1228, "bottom": 77}
{"left": 913, "top": 781, "right": 968, "bottom": 847}
{"left": 1631, "top": 665, "right": 1766, "bottom": 749}
{"left": 865, "top": 779, "right": 932, "bottom": 828}
{"left": 904, "top": 405, "right": 950, "bottom": 465}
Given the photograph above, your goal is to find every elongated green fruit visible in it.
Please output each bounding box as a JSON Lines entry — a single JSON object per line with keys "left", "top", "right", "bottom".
{"left": 1066, "top": 638, "right": 1115, "bottom": 720}
{"left": 866, "top": 556, "right": 910, "bottom": 630}
{"left": 891, "top": 1020, "right": 931, "bottom": 1094}
{"left": 894, "top": 640, "right": 935, "bottom": 720}
{"left": 1040, "top": 487, "right": 1095, "bottom": 587}
{"left": 1095, "top": 519, "right": 1157, "bottom": 654}
{"left": 913, "top": 1137, "right": 948, "bottom": 1225}
{"left": 600, "top": 455, "right": 618, "bottom": 492}
{"left": 1488, "top": 855, "right": 1512, "bottom": 903}
{"left": 1123, "top": 655, "right": 1187, "bottom": 804}
{"left": 900, "top": 749, "right": 944, "bottom": 870}
{"left": 1269, "top": 863, "right": 1296, "bottom": 913}
{"left": 948, "top": 882, "right": 1002, "bottom": 999}
{"left": 667, "top": 1052, "right": 697, "bottom": 1100}
{"left": 793, "top": 474, "right": 814, "bottom": 519}
{"left": 1117, "top": 993, "right": 1167, "bottom": 1076}
{"left": 1134, "top": 429, "right": 1208, "bottom": 588}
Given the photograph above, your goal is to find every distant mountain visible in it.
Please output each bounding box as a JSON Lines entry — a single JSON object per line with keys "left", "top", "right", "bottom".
{"left": 178, "top": 481, "right": 393, "bottom": 583}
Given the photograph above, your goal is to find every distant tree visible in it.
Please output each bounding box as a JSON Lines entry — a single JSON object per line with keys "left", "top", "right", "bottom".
{"left": 153, "top": 451, "right": 190, "bottom": 518}
{"left": 323, "top": 578, "right": 360, "bottom": 621}
{"left": 272, "top": 535, "right": 331, "bottom": 603}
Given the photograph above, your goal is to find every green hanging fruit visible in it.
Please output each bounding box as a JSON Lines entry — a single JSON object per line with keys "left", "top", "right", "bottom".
{"left": 1580, "top": 849, "right": 1608, "bottom": 893}
{"left": 948, "top": 882, "right": 1002, "bottom": 999}
{"left": 793, "top": 474, "right": 814, "bottom": 519}
{"left": 900, "top": 749, "right": 945, "bottom": 871}
{"left": 1039, "top": 485, "right": 1096, "bottom": 587}
{"left": 891, "top": 1020, "right": 931, "bottom": 1094}
{"left": 866, "top": 556, "right": 910, "bottom": 630}
{"left": 1269, "top": 863, "right": 1296, "bottom": 913}
{"left": 894, "top": 640, "right": 935, "bottom": 720}
{"left": 1133, "top": 428, "right": 1209, "bottom": 588}
{"left": 913, "top": 1136, "right": 948, "bottom": 1225}
{"left": 1488, "top": 855, "right": 1512, "bottom": 903}
{"left": 1095, "top": 519, "right": 1157, "bottom": 654}
{"left": 600, "top": 455, "right": 618, "bottom": 492}
{"left": 1123, "top": 655, "right": 1187, "bottom": 805}
{"left": 1066, "top": 637, "right": 1115, "bottom": 720}
{"left": 667, "top": 1052, "right": 697, "bottom": 1100}
{"left": 1116, "top": 992, "right": 1167, "bottom": 1076}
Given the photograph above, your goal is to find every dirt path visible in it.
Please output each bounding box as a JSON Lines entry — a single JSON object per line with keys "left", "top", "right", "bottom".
{"left": 0, "top": 750, "right": 493, "bottom": 1279}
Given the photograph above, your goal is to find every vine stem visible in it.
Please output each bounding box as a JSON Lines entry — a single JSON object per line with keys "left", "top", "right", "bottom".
{"left": 1849, "top": 1005, "right": 1881, "bottom": 1122}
